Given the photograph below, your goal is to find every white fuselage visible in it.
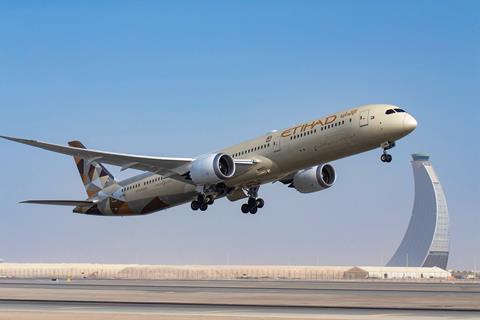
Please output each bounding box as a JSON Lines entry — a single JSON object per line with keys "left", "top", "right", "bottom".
{"left": 94, "top": 104, "right": 416, "bottom": 215}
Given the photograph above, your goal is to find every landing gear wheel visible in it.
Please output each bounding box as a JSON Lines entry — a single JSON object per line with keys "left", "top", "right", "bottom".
{"left": 240, "top": 187, "right": 264, "bottom": 214}
{"left": 191, "top": 201, "right": 200, "bottom": 211}
{"left": 256, "top": 198, "right": 264, "bottom": 209}
{"left": 206, "top": 196, "right": 215, "bottom": 205}
{"left": 199, "top": 202, "right": 208, "bottom": 211}
{"left": 380, "top": 141, "right": 395, "bottom": 163}
{"left": 381, "top": 154, "right": 393, "bottom": 163}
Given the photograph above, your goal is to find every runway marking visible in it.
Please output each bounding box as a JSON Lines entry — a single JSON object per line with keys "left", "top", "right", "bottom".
{"left": 1, "top": 299, "right": 479, "bottom": 313}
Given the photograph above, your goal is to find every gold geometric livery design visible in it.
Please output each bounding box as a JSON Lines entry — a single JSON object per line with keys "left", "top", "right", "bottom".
{"left": 68, "top": 141, "right": 115, "bottom": 198}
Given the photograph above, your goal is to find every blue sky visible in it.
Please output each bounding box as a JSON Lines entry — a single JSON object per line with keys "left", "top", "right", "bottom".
{"left": 0, "top": 1, "right": 478, "bottom": 269}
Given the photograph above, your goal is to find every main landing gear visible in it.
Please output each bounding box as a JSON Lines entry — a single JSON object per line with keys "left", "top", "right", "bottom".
{"left": 240, "top": 187, "right": 264, "bottom": 214}
{"left": 191, "top": 194, "right": 214, "bottom": 212}
{"left": 380, "top": 141, "right": 395, "bottom": 163}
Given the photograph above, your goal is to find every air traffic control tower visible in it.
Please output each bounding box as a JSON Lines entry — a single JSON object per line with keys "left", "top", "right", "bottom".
{"left": 387, "top": 154, "right": 450, "bottom": 269}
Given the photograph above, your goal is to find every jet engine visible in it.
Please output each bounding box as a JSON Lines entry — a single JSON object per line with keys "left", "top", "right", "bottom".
{"left": 189, "top": 153, "right": 236, "bottom": 185}
{"left": 292, "top": 164, "right": 336, "bottom": 193}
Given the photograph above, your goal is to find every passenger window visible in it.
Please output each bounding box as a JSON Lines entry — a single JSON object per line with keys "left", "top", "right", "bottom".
{"left": 385, "top": 109, "right": 395, "bottom": 115}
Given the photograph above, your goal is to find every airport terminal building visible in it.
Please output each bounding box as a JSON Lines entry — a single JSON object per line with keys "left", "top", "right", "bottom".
{"left": 388, "top": 154, "right": 449, "bottom": 269}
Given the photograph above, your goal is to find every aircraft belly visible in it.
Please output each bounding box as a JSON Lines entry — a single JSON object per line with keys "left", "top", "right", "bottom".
{"left": 129, "top": 179, "right": 197, "bottom": 214}
{"left": 90, "top": 179, "right": 197, "bottom": 216}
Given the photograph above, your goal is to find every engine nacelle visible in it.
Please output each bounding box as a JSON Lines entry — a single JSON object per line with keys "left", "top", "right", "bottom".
{"left": 190, "top": 153, "right": 236, "bottom": 185}
{"left": 292, "top": 164, "right": 336, "bottom": 193}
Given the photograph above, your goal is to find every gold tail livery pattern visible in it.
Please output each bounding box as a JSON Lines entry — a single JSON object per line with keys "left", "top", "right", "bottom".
{"left": 68, "top": 141, "right": 115, "bottom": 197}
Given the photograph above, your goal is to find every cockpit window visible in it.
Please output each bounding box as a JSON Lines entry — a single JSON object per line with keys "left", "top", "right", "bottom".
{"left": 394, "top": 108, "right": 406, "bottom": 113}
{"left": 385, "top": 109, "right": 395, "bottom": 115}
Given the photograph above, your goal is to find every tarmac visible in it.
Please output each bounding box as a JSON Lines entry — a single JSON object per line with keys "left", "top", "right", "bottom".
{"left": 0, "top": 279, "right": 479, "bottom": 319}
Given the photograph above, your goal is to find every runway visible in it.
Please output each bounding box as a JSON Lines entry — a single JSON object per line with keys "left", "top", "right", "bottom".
{"left": 0, "top": 279, "right": 479, "bottom": 319}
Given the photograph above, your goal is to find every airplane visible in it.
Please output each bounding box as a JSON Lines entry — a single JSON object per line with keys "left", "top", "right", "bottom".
{"left": 1, "top": 103, "right": 417, "bottom": 216}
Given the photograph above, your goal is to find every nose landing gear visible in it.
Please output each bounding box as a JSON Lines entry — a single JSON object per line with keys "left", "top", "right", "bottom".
{"left": 380, "top": 141, "right": 395, "bottom": 163}
{"left": 241, "top": 187, "right": 264, "bottom": 214}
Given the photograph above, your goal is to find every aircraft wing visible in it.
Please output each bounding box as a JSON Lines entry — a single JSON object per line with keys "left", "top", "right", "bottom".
{"left": 20, "top": 200, "right": 94, "bottom": 206}
{"left": 1, "top": 135, "right": 195, "bottom": 177}
{"left": 1, "top": 136, "right": 256, "bottom": 184}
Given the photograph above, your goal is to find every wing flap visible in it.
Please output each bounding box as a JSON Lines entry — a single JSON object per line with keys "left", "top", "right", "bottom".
{"left": 1, "top": 136, "right": 194, "bottom": 176}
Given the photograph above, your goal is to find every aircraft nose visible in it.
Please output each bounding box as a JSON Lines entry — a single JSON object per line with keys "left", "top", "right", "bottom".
{"left": 403, "top": 114, "right": 417, "bottom": 133}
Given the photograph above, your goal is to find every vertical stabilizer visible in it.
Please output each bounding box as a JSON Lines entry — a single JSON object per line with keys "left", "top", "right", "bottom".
{"left": 68, "top": 141, "right": 115, "bottom": 197}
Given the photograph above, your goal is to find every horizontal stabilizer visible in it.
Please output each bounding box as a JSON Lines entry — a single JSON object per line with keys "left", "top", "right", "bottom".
{"left": 20, "top": 200, "right": 95, "bottom": 207}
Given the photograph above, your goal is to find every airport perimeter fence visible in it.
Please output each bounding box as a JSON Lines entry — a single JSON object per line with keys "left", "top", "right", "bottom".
{"left": 0, "top": 264, "right": 348, "bottom": 281}
{"left": 0, "top": 264, "right": 451, "bottom": 281}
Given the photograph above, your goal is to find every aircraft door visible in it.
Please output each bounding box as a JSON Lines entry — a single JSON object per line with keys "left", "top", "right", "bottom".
{"left": 273, "top": 136, "right": 281, "bottom": 152}
{"left": 359, "top": 110, "right": 369, "bottom": 127}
